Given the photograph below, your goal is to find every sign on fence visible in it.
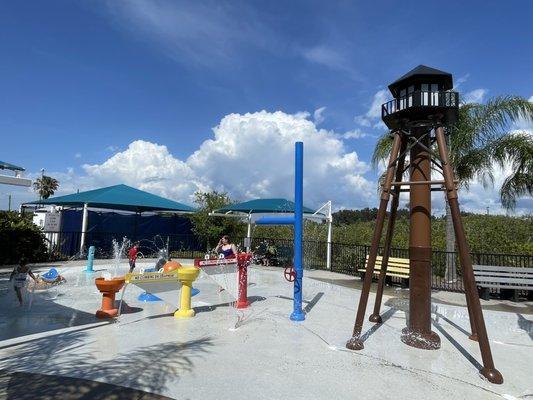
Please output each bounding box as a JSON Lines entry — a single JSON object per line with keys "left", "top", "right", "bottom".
{"left": 44, "top": 212, "right": 62, "bottom": 232}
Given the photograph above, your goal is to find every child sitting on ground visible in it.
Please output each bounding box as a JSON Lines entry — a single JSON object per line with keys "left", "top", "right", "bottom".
{"left": 9, "top": 258, "right": 36, "bottom": 306}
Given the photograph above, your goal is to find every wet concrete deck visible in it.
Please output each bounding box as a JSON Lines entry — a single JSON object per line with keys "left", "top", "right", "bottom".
{"left": 0, "top": 261, "right": 531, "bottom": 399}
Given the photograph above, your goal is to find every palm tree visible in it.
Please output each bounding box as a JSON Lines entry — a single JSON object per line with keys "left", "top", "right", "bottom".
{"left": 33, "top": 175, "right": 60, "bottom": 200}
{"left": 372, "top": 95, "right": 533, "bottom": 280}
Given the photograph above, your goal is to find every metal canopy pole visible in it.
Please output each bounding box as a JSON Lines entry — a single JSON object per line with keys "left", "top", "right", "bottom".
{"left": 326, "top": 206, "right": 332, "bottom": 270}
{"left": 246, "top": 212, "right": 252, "bottom": 252}
{"left": 313, "top": 201, "right": 333, "bottom": 270}
{"left": 79, "top": 203, "right": 89, "bottom": 254}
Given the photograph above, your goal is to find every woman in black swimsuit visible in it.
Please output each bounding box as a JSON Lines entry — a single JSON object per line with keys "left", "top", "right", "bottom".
{"left": 215, "top": 235, "right": 238, "bottom": 258}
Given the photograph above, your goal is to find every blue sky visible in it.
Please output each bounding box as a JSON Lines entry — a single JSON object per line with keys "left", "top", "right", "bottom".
{"left": 1, "top": 1, "right": 532, "bottom": 212}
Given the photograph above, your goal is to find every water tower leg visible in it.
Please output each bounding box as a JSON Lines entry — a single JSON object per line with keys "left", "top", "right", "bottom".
{"left": 369, "top": 142, "right": 407, "bottom": 323}
{"left": 347, "top": 132, "right": 402, "bottom": 349}
{"left": 435, "top": 126, "right": 503, "bottom": 384}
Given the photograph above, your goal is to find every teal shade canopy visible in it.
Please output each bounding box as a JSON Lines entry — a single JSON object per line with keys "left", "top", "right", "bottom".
{"left": 214, "top": 198, "right": 317, "bottom": 215}
{"left": 26, "top": 184, "right": 196, "bottom": 213}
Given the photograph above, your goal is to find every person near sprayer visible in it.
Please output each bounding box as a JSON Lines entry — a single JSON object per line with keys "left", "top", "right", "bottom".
{"left": 9, "top": 258, "right": 36, "bottom": 306}
{"left": 128, "top": 242, "right": 140, "bottom": 273}
{"left": 215, "top": 235, "right": 238, "bottom": 258}
{"left": 264, "top": 242, "right": 277, "bottom": 266}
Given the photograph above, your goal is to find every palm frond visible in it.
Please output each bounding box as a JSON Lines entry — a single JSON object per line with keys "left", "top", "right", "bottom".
{"left": 491, "top": 132, "right": 533, "bottom": 209}
{"left": 466, "top": 96, "right": 533, "bottom": 142}
{"left": 371, "top": 132, "right": 394, "bottom": 169}
{"left": 500, "top": 171, "right": 533, "bottom": 209}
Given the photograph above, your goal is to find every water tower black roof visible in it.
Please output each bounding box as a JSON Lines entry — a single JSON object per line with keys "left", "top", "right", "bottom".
{"left": 388, "top": 65, "right": 453, "bottom": 96}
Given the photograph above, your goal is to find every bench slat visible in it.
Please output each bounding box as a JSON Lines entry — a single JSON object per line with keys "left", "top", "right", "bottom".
{"left": 361, "top": 255, "right": 410, "bottom": 278}
{"left": 368, "top": 269, "right": 408, "bottom": 277}
{"left": 475, "top": 277, "right": 533, "bottom": 285}
{"left": 362, "top": 263, "right": 409, "bottom": 270}
{"left": 372, "top": 268, "right": 409, "bottom": 274}
{"left": 361, "top": 266, "right": 409, "bottom": 273}
{"left": 477, "top": 283, "right": 532, "bottom": 290}
{"left": 366, "top": 255, "right": 409, "bottom": 265}
{"left": 473, "top": 265, "right": 533, "bottom": 273}
{"left": 474, "top": 271, "right": 532, "bottom": 278}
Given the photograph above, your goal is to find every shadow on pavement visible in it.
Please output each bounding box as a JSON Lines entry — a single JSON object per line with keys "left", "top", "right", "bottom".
{"left": 0, "top": 370, "right": 173, "bottom": 400}
{"left": 0, "top": 329, "right": 214, "bottom": 399}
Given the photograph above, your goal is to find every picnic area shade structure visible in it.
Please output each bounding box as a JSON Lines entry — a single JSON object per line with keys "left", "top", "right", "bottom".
{"left": 210, "top": 198, "right": 333, "bottom": 269}
{"left": 24, "top": 184, "right": 196, "bottom": 251}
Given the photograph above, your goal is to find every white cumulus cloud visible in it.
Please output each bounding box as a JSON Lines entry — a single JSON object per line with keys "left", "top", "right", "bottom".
{"left": 186, "top": 111, "right": 373, "bottom": 207}
{"left": 82, "top": 141, "right": 204, "bottom": 203}
{"left": 57, "top": 111, "right": 375, "bottom": 209}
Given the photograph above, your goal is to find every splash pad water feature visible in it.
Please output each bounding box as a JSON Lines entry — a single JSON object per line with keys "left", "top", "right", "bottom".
{"left": 95, "top": 276, "right": 126, "bottom": 318}
{"left": 93, "top": 237, "right": 130, "bottom": 318}
{"left": 194, "top": 252, "right": 252, "bottom": 309}
{"left": 125, "top": 261, "right": 201, "bottom": 318}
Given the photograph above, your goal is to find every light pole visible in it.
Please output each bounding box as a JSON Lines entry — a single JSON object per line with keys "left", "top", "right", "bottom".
{"left": 39, "top": 168, "right": 45, "bottom": 205}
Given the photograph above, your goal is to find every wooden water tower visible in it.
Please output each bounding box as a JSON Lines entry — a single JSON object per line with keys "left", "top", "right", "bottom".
{"left": 346, "top": 65, "right": 503, "bottom": 384}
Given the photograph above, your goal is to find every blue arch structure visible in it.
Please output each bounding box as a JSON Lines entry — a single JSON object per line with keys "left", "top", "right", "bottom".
{"left": 255, "top": 142, "right": 305, "bottom": 321}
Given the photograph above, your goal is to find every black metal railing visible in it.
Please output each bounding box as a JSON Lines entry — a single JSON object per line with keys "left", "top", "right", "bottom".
{"left": 382, "top": 90, "right": 459, "bottom": 118}
{"left": 244, "top": 237, "right": 532, "bottom": 293}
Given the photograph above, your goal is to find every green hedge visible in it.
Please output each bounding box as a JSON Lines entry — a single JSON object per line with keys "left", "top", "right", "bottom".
{"left": 253, "top": 214, "right": 532, "bottom": 255}
{"left": 0, "top": 211, "right": 49, "bottom": 265}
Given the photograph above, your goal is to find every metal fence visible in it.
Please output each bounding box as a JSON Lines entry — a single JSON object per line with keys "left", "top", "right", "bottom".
{"left": 246, "top": 237, "right": 533, "bottom": 293}
{"left": 45, "top": 231, "right": 532, "bottom": 294}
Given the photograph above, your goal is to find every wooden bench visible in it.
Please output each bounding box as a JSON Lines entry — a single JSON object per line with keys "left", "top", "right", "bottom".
{"left": 359, "top": 255, "right": 410, "bottom": 288}
{"left": 473, "top": 265, "right": 533, "bottom": 301}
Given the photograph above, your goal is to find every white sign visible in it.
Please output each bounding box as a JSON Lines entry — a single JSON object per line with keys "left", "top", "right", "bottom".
{"left": 44, "top": 213, "right": 62, "bottom": 232}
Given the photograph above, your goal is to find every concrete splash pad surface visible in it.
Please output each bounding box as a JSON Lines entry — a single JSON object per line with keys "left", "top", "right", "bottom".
{"left": 0, "top": 262, "right": 531, "bottom": 400}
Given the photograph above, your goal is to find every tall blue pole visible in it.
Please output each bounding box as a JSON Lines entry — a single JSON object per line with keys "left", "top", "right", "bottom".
{"left": 290, "top": 142, "right": 305, "bottom": 321}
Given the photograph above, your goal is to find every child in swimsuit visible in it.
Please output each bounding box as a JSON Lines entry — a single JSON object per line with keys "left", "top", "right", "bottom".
{"left": 9, "top": 258, "right": 36, "bottom": 306}
{"left": 128, "top": 242, "right": 140, "bottom": 273}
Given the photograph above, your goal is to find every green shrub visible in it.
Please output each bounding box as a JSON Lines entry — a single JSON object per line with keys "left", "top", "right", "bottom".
{"left": 0, "top": 211, "right": 49, "bottom": 265}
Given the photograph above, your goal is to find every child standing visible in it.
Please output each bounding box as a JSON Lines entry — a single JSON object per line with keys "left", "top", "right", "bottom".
{"left": 128, "top": 242, "right": 140, "bottom": 273}
{"left": 9, "top": 258, "right": 36, "bottom": 306}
